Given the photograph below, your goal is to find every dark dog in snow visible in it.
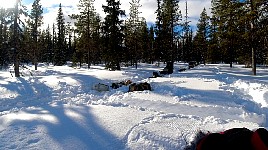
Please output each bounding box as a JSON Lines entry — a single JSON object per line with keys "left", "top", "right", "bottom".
{"left": 128, "top": 82, "right": 151, "bottom": 92}
{"left": 111, "top": 80, "right": 132, "bottom": 89}
{"left": 184, "top": 128, "right": 268, "bottom": 150}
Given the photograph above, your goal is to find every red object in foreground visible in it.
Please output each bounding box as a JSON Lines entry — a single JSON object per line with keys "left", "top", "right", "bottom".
{"left": 196, "top": 128, "right": 268, "bottom": 150}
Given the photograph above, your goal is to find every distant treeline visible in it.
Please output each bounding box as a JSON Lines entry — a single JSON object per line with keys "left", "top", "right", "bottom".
{"left": 0, "top": 0, "right": 267, "bottom": 75}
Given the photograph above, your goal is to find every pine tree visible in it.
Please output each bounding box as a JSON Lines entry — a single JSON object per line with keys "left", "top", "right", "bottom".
{"left": 65, "top": 22, "right": 73, "bottom": 62}
{"left": 208, "top": 15, "right": 221, "bottom": 63}
{"left": 21, "top": 24, "right": 32, "bottom": 64}
{"left": 13, "top": 0, "right": 20, "bottom": 77}
{"left": 155, "top": 0, "right": 182, "bottom": 63}
{"left": 0, "top": 8, "right": 10, "bottom": 68}
{"left": 125, "top": 0, "right": 145, "bottom": 68}
{"left": 210, "top": 0, "right": 268, "bottom": 74}
{"left": 258, "top": 1, "right": 268, "bottom": 65}
{"left": 148, "top": 26, "right": 155, "bottom": 64}
{"left": 211, "top": 0, "right": 244, "bottom": 68}
{"left": 54, "top": 3, "right": 66, "bottom": 66}
{"left": 52, "top": 23, "right": 56, "bottom": 64}
{"left": 45, "top": 25, "right": 53, "bottom": 63}
{"left": 38, "top": 29, "right": 46, "bottom": 62}
{"left": 29, "top": 0, "right": 43, "bottom": 70}
{"left": 155, "top": 0, "right": 163, "bottom": 64}
{"left": 181, "top": 0, "right": 192, "bottom": 62}
{"left": 245, "top": 0, "right": 268, "bottom": 75}
{"left": 140, "top": 21, "right": 150, "bottom": 63}
{"left": 90, "top": 16, "right": 101, "bottom": 65}
{"left": 38, "top": 25, "right": 53, "bottom": 63}
{"left": 193, "top": 8, "right": 210, "bottom": 64}
{"left": 203, "top": 0, "right": 268, "bottom": 74}
{"left": 3, "top": 0, "right": 27, "bottom": 74}
{"left": 70, "top": 0, "right": 101, "bottom": 69}
{"left": 102, "top": 0, "right": 125, "bottom": 70}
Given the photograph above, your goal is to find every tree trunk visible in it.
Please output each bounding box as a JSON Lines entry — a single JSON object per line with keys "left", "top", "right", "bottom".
{"left": 250, "top": 0, "right": 256, "bottom": 75}
{"left": 14, "top": 0, "right": 20, "bottom": 77}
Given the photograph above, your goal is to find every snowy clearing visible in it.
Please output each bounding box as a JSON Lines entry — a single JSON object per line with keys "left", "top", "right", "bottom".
{"left": 0, "top": 63, "right": 267, "bottom": 150}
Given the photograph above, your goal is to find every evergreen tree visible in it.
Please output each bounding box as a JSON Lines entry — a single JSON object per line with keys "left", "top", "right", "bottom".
{"left": 29, "top": 0, "right": 43, "bottom": 70}
{"left": 21, "top": 24, "right": 32, "bottom": 64}
{"left": 183, "top": 29, "right": 193, "bottom": 62}
{"left": 140, "top": 21, "right": 150, "bottom": 63}
{"left": 102, "top": 0, "right": 125, "bottom": 70}
{"left": 52, "top": 23, "right": 56, "bottom": 64}
{"left": 245, "top": 0, "right": 268, "bottom": 74}
{"left": 155, "top": 0, "right": 163, "bottom": 64}
{"left": 90, "top": 17, "right": 101, "bottom": 65}
{"left": 45, "top": 25, "right": 53, "bottom": 63}
{"left": 210, "top": 0, "right": 268, "bottom": 74}
{"left": 70, "top": 0, "right": 101, "bottom": 69}
{"left": 259, "top": 1, "right": 268, "bottom": 65}
{"left": 148, "top": 26, "right": 155, "bottom": 64}
{"left": 13, "top": 0, "right": 21, "bottom": 77}
{"left": 38, "top": 29, "right": 46, "bottom": 62}
{"left": 211, "top": 0, "right": 244, "bottom": 67}
{"left": 193, "top": 8, "right": 210, "bottom": 64}
{"left": 181, "top": 0, "right": 192, "bottom": 62}
{"left": 54, "top": 3, "right": 66, "bottom": 66}
{"left": 208, "top": 15, "right": 221, "bottom": 63}
{"left": 125, "top": 0, "right": 145, "bottom": 68}
{"left": 65, "top": 22, "right": 74, "bottom": 62}
{"left": 164, "top": 0, "right": 181, "bottom": 62}
{"left": 6, "top": 0, "right": 28, "bottom": 76}
{"left": 0, "top": 8, "right": 11, "bottom": 68}
{"left": 155, "top": 0, "right": 182, "bottom": 63}
{"left": 38, "top": 26, "right": 53, "bottom": 64}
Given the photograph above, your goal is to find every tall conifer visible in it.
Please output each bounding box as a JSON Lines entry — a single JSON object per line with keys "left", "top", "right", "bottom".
{"left": 102, "top": 0, "right": 125, "bottom": 70}
{"left": 54, "top": 3, "right": 66, "bottom": 66}
{"left": 193, "top": 8, "right": 210, "bottom": 64}
{"left": 125, "top": 0, "right": 145, "bottom": 68}
{"left": 29, "top": 0, "right": 43, "bottom": 70}
{"left": 70, "top": 0, "right": 101, "bottom": 69}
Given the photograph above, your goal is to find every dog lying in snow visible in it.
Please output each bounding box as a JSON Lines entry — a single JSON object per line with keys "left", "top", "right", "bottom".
{"left": 128, "top": 82, "right": 151, "bottom": 92}
{"left": 92, "top": 83, "right": 109, "bottom": 92}
{"left": 111, "top": 80, "right": 132, "bottom": 89}
{"left": 184, "top": 128, "right": 268, "bottom": 150}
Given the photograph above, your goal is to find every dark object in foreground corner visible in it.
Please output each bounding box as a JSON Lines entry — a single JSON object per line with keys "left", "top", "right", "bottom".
{"left": 184, "top": 128, "right": 268, "bottom": 150}
{"left": 128, "top": 82, "right": 151, "bottom": 92}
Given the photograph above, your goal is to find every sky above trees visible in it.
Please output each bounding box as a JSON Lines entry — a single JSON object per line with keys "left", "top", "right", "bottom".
{"left": 21, "top": 0, "right": 211, "bottom": 30}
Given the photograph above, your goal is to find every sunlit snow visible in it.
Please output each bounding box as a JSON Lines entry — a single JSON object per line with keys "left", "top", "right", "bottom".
{"left": 0, "top": 62, "right": 267, "bottom": 150}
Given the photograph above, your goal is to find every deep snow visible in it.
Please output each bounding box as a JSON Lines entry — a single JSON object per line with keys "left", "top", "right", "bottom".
{"left": 0, "top": 62, "right": 267, "bottom": 150}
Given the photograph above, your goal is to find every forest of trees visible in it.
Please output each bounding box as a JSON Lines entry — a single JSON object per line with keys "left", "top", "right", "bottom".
{"left": 0, "top": 0, "right": 267, "bottom": 77}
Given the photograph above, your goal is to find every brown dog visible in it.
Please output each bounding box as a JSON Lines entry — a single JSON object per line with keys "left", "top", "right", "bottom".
{"left": 128, "top": 82, "right": 151, "bottom": 92}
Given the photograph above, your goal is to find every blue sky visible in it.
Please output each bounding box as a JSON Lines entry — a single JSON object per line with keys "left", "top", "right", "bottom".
{"left": 22, "top": 0, "right": 31, "bottom": 4}
{"left": 21, "top": 0, "right": 211, "bottom": 30}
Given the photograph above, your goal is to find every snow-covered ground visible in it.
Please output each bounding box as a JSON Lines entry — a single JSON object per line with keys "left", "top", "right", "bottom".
{"left": 0, "top": 62, "right": 267, "bottom": 150}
